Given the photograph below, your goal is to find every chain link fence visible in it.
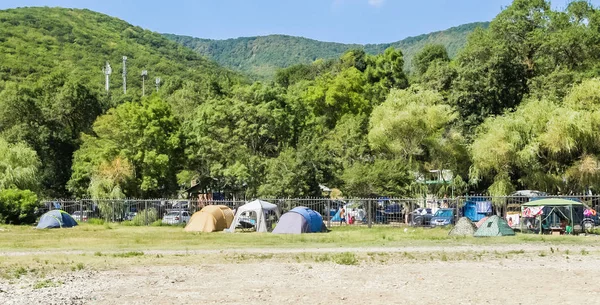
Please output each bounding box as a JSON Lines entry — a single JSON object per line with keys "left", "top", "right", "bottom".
{"left": 39, "top": 195, "right": 600, "bottom": 229}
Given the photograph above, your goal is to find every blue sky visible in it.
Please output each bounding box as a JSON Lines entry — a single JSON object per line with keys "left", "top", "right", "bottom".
{"left": 0, "top": 0, "right": 598, "bottom": 44}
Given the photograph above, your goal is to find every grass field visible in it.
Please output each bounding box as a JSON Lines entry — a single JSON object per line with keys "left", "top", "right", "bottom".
{"left": 1, "top": 223, "right": 599, "bottom": 252}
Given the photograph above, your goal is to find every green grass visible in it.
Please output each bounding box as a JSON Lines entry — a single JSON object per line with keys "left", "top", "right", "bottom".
{"left": 33, "top": 279, "right": 62, "bottom": 289}
{"left": 0, "top": 223, "right": 599, "bottom": 252}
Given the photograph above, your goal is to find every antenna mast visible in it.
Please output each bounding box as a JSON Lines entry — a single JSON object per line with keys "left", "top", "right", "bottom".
{"left": 102, "top": 61, "right": 112, "bottom": 93}
{"left": 122, "top": 56, "right": 127, "bottom": 94}
{"left": 155, "top": 77, "right": 161, "bottom": 93}
{"left": 141, "top": 70, "right": 148, "bottom": 96}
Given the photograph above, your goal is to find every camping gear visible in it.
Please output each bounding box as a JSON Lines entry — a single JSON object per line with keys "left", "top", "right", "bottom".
{"left": 449, "top": 217, "right": 476, "bottom": 236}
{"left": 520, "top": 198, "right": 586, "bottom": 234}
{"left": 474, "top": 215, "right": 515, "bottom": 237}
{"left": 184, "top": 205, "right": 234, "bottom": 232}
{"left": 36, "top": 210, "right": 78, "bottom": 229}
{"left": 227, "top": 200, "right": 280, "bottom": 233}
{"left": 273, "top": 206, "right": 326, "bottom": 234}
{"left": 462, "top": 198, "right": 492, "bottom": 222}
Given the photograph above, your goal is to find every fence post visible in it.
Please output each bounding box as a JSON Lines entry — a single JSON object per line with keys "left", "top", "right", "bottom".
{"left": 79, "top": 199, "right": 84, "bottom": 223}
{"left": 368, "top": 199, "right": 372, "bottom": 228}
{"left": 327, "top": 199, "right": 331, "bottom": 228}
{"left": 145, "top": 200, "right": 148, "bottom": 226}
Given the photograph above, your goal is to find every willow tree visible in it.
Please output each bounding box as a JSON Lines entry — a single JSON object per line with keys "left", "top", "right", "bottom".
{"left": 470, "top": 79, "right": 600, "bottom": 195}
{"left": 0, "top": 137, "right": 40, "bottom": 191}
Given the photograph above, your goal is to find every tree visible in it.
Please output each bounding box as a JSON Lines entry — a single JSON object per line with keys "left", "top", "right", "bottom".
{"left": 341, "top": 159, "right": 411, "bottom": 197}
{"left": 0, "top": 137, "right": 40, "bottom": 191}
{"left": 413, "top": 44, "right": 450, "bottom": 76}
{"left": 0, "top": 189, "right": 39, "bottom": 225}
{"left": 69, "top": 96, "right": 183, "bottom": 198}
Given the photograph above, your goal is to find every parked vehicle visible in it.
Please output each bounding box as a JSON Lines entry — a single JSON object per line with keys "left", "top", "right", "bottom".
{"left": 72, "top": 210, "right": 91, "bottom": 222}
{"left": 162, "top": 210, "right": 191, "bottom": 225}
{"left": 409, "top": 208, "right": 433, "bottom": 226}
{"left": 123, "top": 212, "right": 137, "bottom": 221}
{"left": 430, "top": 209, "right": 455, "bottom": 227}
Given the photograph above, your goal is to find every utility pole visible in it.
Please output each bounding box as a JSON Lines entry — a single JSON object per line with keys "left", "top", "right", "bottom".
{"left": 141, "top": 70, "right": 148, "bottom": 96}
{"left": 155, "top": 77, "right": 161, "bottom": 93}
{"left": 122, "top": 56, "right": 127, "bottom": 94}
{"left": 102, "top": 61, "right": 111, "bottom": 94}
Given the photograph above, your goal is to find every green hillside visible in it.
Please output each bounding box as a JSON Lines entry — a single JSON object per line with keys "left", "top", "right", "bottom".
{"left": 0, "top": 7, "right": 240, "bottom": 92}
{"left": 0, "top": 7, "right": 241, "bottom": 197}
{"left": 163, "top": 22, "right": 488, "bottom": 79}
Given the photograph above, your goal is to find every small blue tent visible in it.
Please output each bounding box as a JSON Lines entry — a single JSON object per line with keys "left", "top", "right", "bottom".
{"left": 273, "top": 206, "right": 325, "bottom": 234}
{"left": 36, "top": 210, "right": 78, "bottom": 229}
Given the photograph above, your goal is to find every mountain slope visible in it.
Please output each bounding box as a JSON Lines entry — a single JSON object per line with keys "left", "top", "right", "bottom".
{"left": 0, "top": 7, "right": 241, "bottom": 94}
{"left": 164, "top": 22, "right": 488, "bottom": 79}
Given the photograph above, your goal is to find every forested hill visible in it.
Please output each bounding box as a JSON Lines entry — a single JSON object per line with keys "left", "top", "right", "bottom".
{"left": 0, "top": 7, "right": 240, "bottom": 91}
{"left": 163, "top": 22, "right": 488, "bottom": 79}
{"left": 0, "top": 7, "right": 242, "bottom": 197}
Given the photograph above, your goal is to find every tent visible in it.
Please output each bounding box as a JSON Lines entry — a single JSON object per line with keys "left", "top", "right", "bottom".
{"left": 474, "top": 215, "right": 515, "bottom": 237}
{"left": 36, "top": 210, "right": 78, "bottom": 229}
{"left": 184, "top": 205, "right": 234, "bottom": 232}
{"left": 448, "top": 217, "right": 477, "bottom": 236}
{"left": 475, "top": 216, "right": 489, "bottom": 228}
{"left": 273, "top": 206, "right": 326, "bottom": 234}
{"left": 520, "top": 198, "right": 586, "bottom": 234}
{"left": 227, "top": 200, "right": 280, "bottom": 233}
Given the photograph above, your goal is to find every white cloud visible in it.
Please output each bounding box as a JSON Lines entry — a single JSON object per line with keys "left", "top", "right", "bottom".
{"left": 368, "top": 0, "right": 385, "bottom": 8}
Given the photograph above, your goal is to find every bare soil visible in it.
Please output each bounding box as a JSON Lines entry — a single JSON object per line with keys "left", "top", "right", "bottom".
{"left": 1, "top": 246, "right": 598, "bottom": 305}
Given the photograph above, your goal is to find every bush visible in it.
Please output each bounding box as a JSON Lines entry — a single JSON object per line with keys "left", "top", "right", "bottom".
{"left": 130, "top": 208, "right": 158, "bottom": 226}
{"left": 87, "top": 218, "right": 105, "bottom": 225}
{"left": 0, "top": 189, "right": 39, "bottom": 224}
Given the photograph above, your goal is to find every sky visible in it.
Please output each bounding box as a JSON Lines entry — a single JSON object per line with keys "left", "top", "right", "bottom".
{"left": 0, "top": 0, "right": 598, "bottom": 44}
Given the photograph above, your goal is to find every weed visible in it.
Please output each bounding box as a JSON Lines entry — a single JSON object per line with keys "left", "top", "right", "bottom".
{"left": 332, "top": 252, "right": 358, "bottom": 265}
{"left": 507, "top": 249, "right": 525, "bottom": 255}
{"left": 94, "top": 251, "right": 103, "bottom": 256}
{"left": 33, "top": 279, "right": 61, "bottom": 289}
{"left": 112, "top": 251, "right": 144, "bottom": 258}
{"left": 565, "top": 249, "right": 570, "bottom": 255}
{"left": 441, "top": 252, "right": 448, "bottom": 261}
{"left": 581, "top": 249, "right": 589, "bottom": 255}
{"left": 539, "top": 252, "right": 546, "bottom": 257}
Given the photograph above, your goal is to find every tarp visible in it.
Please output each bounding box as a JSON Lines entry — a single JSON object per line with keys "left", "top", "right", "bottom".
{"left": 228, "top": 200, "right": 280, "bottom": 233}
{"left": 475, "top": 216, "right": 489, "bottom": 228}
{"left": 474, "top": 215, "right": 515, "bottom": 237}
{"left": 449, "top": 217, "right": 477, "bottom": 236}
{"left": 184, "top": 205, "right": 233, "bottom": 232}
{"left": 36, "top": 210, "right": 77, "bottom": 229}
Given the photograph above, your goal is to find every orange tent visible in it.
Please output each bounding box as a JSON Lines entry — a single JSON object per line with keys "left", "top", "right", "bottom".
{"left": 184, "top": 205, "right": 234, "bottom": 232}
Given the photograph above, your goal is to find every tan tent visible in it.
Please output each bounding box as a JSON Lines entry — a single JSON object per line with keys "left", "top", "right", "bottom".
{"left": 184, "top": 205, "right": 234, "bottom": 232}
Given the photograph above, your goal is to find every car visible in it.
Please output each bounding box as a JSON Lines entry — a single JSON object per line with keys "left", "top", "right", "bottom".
{"left": 430, "top": 208, "right": 455, "bottom": 227}
{"left": 72, "top": 210, "right": 91, "bottom": 222}
{"left": 161, "top": 210, "right": 191, "bottom": 225}
{"left": 408, "top": 208, "right": 433, "bottom": 226}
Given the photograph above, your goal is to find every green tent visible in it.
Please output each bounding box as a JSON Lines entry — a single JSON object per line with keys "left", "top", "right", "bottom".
{"left": 474, "top": 215, "right": 515, "bottom": 237}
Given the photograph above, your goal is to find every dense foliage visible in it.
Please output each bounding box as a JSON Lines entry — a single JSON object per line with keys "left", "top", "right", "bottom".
{"left": 164, "top": 22, "right": 488, "bottom": 79}
{"left": 2, "top": 1, "right": 600, "bottom": 208}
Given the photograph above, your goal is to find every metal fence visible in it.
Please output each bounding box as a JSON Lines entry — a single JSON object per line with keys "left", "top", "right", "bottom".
{"left": 39, "top": 195, "right": 600, "bottom": 229}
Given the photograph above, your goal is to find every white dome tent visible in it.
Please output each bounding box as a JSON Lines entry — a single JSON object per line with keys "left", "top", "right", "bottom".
{"left": 227, "top": 200, "right": 280, "bottom": 233}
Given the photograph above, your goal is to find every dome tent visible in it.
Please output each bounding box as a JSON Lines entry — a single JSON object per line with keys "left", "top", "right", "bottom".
{"left": 36, "top": 210, "right": 78, "bottom": 229}
{"left": 448, "top": 217, "right": 476, "bottom": 236}
{"left": 227, "top": 200, "right": 280, "bottom": 233}
{"left": 474, "top": 215, "right": 515, "bottom": 237}
{"left": 273, "top": 206, "right": 326, "bottom": 234}
{"left": 184, "top": 205, "right": 234, "bottom": 232}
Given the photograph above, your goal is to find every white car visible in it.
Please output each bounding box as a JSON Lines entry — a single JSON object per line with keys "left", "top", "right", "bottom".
{"left": 72, "top": 211, "right": 90, "bottom": 222}
{"left": 162, "top": 210, "right": 191, "bottom": 225}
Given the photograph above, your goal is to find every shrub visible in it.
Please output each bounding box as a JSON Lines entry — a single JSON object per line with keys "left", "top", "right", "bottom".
{"left": 0, "top": 189, "right": 39, "bottom": 224}
{"left": 131, "top": 208, "right": 158, "bottom": 226}
{"left": 87, "top": 218, "right": 105, "bottom": 225}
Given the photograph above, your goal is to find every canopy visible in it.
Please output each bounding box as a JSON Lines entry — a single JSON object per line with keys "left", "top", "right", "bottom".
{"left": 36, "top": 210, "right": 78, "bottom": 229}
{"left": 184, "top": 205, "right": 233, "bottom": 232}
{"left": 522, "top": 198, "right": 583, "bottom": 207}
{"left": 228, "top": 200, "right": 280, "bottom": 233}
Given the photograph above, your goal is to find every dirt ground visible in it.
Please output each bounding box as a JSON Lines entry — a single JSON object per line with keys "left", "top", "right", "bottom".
{"left": 2, "top": 246, "right": 599, "bottom": 305}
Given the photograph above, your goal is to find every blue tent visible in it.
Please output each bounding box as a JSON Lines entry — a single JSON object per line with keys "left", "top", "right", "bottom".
{"left": 36, "top": 210, "right": 78, "bottom": 229}
{"left": 273, "top": 206, "right": 325, "bottom": 234}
